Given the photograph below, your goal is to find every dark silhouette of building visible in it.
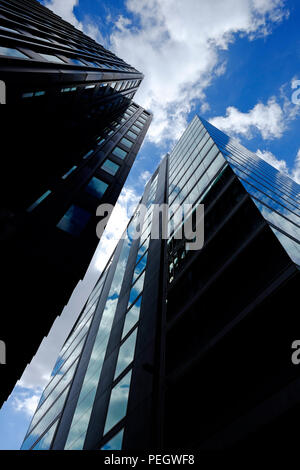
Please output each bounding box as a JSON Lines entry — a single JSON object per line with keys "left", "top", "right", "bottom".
{"left": 0, "top": 0, "right": 152, "bottom": 407}
{"left": 21, "top": 115, "right": 300, "bottom": 450}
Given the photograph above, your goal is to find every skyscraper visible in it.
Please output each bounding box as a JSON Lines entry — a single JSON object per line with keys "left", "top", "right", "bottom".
{"left": 22, "top": 115, "right": 300, "bottom": 450}
{"left": 0, "top": 0, "right": 152, "bottom": 407}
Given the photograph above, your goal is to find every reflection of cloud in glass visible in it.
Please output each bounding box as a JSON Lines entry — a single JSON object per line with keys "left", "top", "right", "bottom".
{"left": 114, "top": 329, "right": 137, "bottom": 380}
{"left": 65, "top": 232, "right": 133, "bottom": 450}
{"left": 104, "top": 371, "right": 132, "bottom": 435}
{"left": 101, "top": 428, "right": 124, "bottom": 450}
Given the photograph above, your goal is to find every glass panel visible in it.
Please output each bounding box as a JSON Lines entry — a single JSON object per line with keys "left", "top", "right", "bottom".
{"left": 131, "top": 125, "right": 141, "bottom": 134}
{"left": 120, "top": 137, "right": 133, "bottom": 149}
{"left": 21, "top": 385, "right": 70, "bottom": 450}
{"left": 104, "top": 371, "right": 132, "bottom": 435}
{"left": 69, "top": 58, "right": 85, "bottom": 65}
{"left": 62, "top": 166, "right": 77, "bottom": 179}
{"left": 128, "top": 272, "right": 145, "bottom": 305}
{"left": 65, "top": 227, "right": 134, "bottom": 450}
{"left": 101, "top": 429, "right": 124, "bottom": 450}
{"left": 82, "top": 150, "right": 93, "bottom": 159}
{"left": 0, "top": 46, "right": 29, "bottom": 59}
{"left": 86, "top": 177, "right": 108, "bottom": 199}
{"left": 39, "top": 53, "right": 65, "bottom": 64}
{"left": 28, "top": 357, "right": 79, "bottom": 434}
{"left": 32, "top": 419, "right": 58, "bottom": 450}
{"left": 122, "top": 298, "right": 142, "bottom": 339}
{"left": 127, "top": 130, "right": 137, "bottom": 140}
{"left": 27, "top": 190, "right": 51, "bottom": 212}
{"left": 112, "top": 146, "right": 127, "bottom": 160}
{"left": 101, "top": 159, "right": 120, "bottom": 176}
{"left": 132, "top": 253, "right": 148, "bottom": 283}
{"left": 57, "top": 205, "right": 91, "bottom": 236}
{"left": 114, "top": 329, "right": 138, "bottom": 379}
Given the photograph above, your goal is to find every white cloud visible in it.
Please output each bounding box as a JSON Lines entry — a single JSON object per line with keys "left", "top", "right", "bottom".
{"left": 12, "top": 391, "right": 41, "bottom": 417}
{"left": 140, "top": 170, "right": 151, "bottom": 183}
{"left": 41, "top": 0, "right": 289, "bottom": 145}
{"left": 109, "top": 0, "right": 287, "bottom": 144}
{"left": 94, "top": 186, "right": 140, "bottom": 272}
{"left": 210, "top": 98, "right": 285, "bottom": 140}
{"left": 255, "top": 148, "right": 300, "bottom": 184}
{"left": 209, "top": 78, "right": 300, "bottom": 141}
{"left": 255, "top": 149, "right": 288, "bottom": 172}
{"left": 43, "top": 0, "right": 104, "bottom": 44}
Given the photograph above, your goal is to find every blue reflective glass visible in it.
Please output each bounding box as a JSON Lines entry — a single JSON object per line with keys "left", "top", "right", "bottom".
{"left": 27, "top": 190, "right": 51, "bottom": 212}
{"left": 114, "top": 329, "right": 138, "bottom": 379}
{"left": 101, "top": 159, "right": 120, "bottom": 176}
{"left": 123, "top": 297, "right": 142, "bottom": 339}
{"left": 57, "top": 205, "right": 91, "bottom": 236}
{"left": 39, "top": 53, "right": 65, "bottom": 63}
{"left": 32, "top": 419, "right": 58, "bottom": 450}
{"left": 112, "top": 146, "right": 127, "bottom": 160}
{"left": 104, "top": 371, "right": 132, "bottom": 435}
{"left": 101, "top": 429, "right": 124, "bottom": 450}
{"left": 0, "top": 46, "right": 29, "bottom": 58}
{"left": 86, "top": 177, "right": 108, "bottom": 199}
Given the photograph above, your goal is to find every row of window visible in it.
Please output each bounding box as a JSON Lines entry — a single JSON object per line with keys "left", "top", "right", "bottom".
{"left": 22, "top": 264, "right": 111, "bottom": 449}
{"left": 0, "top": 4, "right": 136, "bottom": 70}
{"left": 99, "top": 173, "right": 158, "bottom": 449}
{"left": 0, "top": 44, "right": 137, "bottom": 74}
{"left": 21, "top": 78, "right": 140, "bottom": 100}
{"left": 64, "top": 214, "right": 137, "bottom": 450}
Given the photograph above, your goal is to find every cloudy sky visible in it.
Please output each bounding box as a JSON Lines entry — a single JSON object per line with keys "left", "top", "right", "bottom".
{"left": 1, "top": 0, "right": 300, "bottom": 449}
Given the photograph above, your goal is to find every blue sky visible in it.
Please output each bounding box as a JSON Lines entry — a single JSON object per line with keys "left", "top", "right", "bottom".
{"left": 1, "top": 0, "right": 300, "bottom": 450}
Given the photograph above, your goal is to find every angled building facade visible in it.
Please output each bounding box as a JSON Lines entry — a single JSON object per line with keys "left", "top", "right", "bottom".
{"left": 0, "top": 0, "right": 152, "bottom": 407}
{"left": 21, "top": 116, "right": 300, "bottom": 450}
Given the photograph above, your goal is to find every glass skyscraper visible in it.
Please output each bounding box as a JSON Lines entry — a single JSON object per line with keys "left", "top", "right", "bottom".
{"left": 0, "top": 0, "right": 152, "bottom": 408}
{"left": 22, "top": 116, "right": 300, "bottom": 450}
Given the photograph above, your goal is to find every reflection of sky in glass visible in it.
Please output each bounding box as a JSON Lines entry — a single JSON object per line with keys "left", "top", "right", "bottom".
{"left": 21, "top": 386, "right": 70, "bottom": 449}
{"left": 32, "top": 419, "right": 58, "bottom": 450}
{"left": 27, "top": 357, "right": 79, "bottom": 436}
{"left": 101, "top": 428, "right": 124, "bottom": 450}
{"left": 114, "top": 329, "right": 137, "bottom": 380}
{"left": 65, "top": 221, "right": 135, "bottom": 450}
{"left": 122, "top": 298, "right": 142, "bottom": 339}
{"left": 128, "top": 272, "right": 145, "bottom": 306}
{"left": 200, "top": 117, "right": 300, "bottom": 266}
{"left": 104, "top": 371, "right": 132, "bottom": 436}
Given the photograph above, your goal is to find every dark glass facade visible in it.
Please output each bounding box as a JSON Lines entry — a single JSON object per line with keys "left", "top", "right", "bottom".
{"left": 22, "top": 116, "right": 300, "bottom": 450}
{"left": 0, "top": 0, "right": 152, "bottom": 407}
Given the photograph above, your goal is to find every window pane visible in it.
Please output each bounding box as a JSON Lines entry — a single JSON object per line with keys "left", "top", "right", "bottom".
{"left": 0, "top": 46, "right": 29, "bottom": 59}
{"left": 101, "top": 429, "right": 124, "bottom": 450}
{"left": 114, "top": 329, "right": 137, "bottom": 379}
{"left": 86, "top": 177, "right": 108, "bottom": 198}
{"left": 131, "top": 125, "right": 141, "bottom": 134}
{"left": 112, "top": 146, "right": 127, "bottom": 160}
{"left": 32, "top": 419, "right": 58, "bottom": 450}
{"left": 27, "top": 190, "right": 51, "bottom": 212}
{"left": 62, "top": 166, "right": 77, "bottom": 179}
{"left": 104, "top": 371, "right": 132, "bottom": 435}
{"left": 128, "top": 272, "right": 145, "bottom": 305}
{"left": 101, "top": 159, "right": 120, "bottom": 176}
{"left": 127, "top": 130, "right": 137, "bottom": 140}
{"left": 120, "top": 137, "right": 133, "bottom": 149}
{"left": 122, "top": 297, "right": 142, "bottom": 339}
{"left": 57, "top": 205, "right": 91, "bottom": 236}
{"left": 39, "top": 53, "right": 65, "bottom": 63}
